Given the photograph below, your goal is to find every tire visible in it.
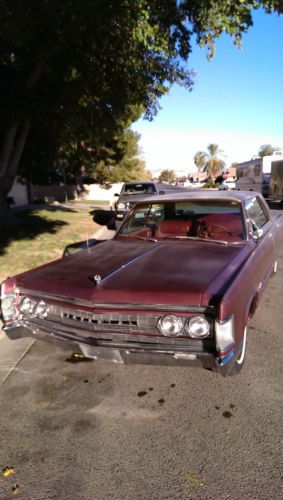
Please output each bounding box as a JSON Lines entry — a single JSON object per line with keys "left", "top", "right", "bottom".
{"left": 227, "top": 327, "right": 247, "bottom": 376}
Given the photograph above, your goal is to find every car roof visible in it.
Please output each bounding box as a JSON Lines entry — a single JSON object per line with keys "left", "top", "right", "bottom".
{"left": 133, "top": 190, "right": 260, "bottom": 205}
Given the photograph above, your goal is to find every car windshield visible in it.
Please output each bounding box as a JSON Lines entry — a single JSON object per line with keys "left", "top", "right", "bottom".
{"left": 117, "top": 200, "right": 245, "bottom": 243}
{"left": 122, "top": 183, "right": 157, "bottom": 195}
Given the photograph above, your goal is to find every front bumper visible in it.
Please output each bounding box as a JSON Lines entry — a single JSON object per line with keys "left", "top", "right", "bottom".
{"left": 4, "top": 319, "right": 219, "bottom": 370}
{"left": 3, "top": 316, "right": 239, "bottom": 376}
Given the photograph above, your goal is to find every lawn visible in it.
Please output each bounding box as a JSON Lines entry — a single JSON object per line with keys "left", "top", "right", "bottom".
{"left": 0, "top": 206, "right": 99, "bottom": 283}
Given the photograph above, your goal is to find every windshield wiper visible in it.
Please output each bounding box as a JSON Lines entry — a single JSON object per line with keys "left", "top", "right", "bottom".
{"left": 162, "top": 236, "right": 244, "bottom": 246}
{"left": 162, "top": 235, "right": 229, "bottom": 245}
{"left": 119, "top": 235, "right": 157, "bottom": 243}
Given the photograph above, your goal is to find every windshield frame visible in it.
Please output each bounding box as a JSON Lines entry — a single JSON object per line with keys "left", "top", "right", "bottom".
{"left": 116, "top": 199, "right": 247, "bottom": 244}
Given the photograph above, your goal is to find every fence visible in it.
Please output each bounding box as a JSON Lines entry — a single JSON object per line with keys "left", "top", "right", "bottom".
{"left": 8, "top": 179, "right": 124, "bottom": 207}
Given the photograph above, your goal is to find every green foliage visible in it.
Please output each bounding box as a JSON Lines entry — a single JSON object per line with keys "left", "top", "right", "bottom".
{"left": 196, "top": 143, "right": 226, "bottom": 179}
{"left": 194, "top": 151, "right": 207, "bottom": 174}
{"left": 84, "top": 129, "right": 152, "bottom": 184}
{"left": 159, "top": 169, "right": 176, "bottom": 183}
{"left": 258, "top": 144, "right": 280, "bottom": 157}
{"left": 0, "top": 0, "right": 281, "bottom": 193}
{"left": 202, "top": 179, "right": 215, "bottom": 188}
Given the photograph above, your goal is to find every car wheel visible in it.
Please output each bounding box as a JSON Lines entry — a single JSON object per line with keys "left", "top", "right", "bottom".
{"left": 227, "top": 327, "right": 247, "bottom": 376}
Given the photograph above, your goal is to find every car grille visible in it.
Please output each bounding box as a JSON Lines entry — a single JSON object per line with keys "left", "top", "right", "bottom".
{"left": 47, "top": 304, "right": 158, "bottom": 335}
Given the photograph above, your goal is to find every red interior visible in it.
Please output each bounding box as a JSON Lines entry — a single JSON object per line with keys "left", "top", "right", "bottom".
{"left": 124, "top": 214, "right": 244, "bottom": 242}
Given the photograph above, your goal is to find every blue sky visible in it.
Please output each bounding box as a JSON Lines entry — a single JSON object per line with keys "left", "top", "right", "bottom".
{"left": 132, "top": 9, "right": 283, "bottom": 177}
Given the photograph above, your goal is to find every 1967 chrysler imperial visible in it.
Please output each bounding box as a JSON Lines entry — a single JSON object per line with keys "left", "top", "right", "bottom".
{"left": 1, "top": 191, "right": 282, "bottom": 376}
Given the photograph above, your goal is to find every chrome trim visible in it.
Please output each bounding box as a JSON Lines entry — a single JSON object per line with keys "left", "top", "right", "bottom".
{"left": 18, "top": 289, "right": 215, "bottom": 314}
{"left": 21, "top": 318, "right": 214, "bottom": 352}
{"left": 50, "top": 304, "right": 158, "bottom": 335}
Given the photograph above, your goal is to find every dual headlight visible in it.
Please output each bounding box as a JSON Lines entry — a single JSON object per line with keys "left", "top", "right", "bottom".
{"left": 157, "top": 314, "right": 211, "bottom": 338}
{"left": 19, "top": 297, "right": 49, "bottom": 318}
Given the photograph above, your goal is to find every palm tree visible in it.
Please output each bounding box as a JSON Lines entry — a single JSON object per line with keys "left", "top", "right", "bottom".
{"left": 203, "top": 143, "right": 226, "bottom": 179}
{"left": 193, "top": 151, "right": 207, "bottom": 176}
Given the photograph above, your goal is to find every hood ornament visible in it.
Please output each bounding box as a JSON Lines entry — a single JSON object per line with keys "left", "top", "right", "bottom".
{"left": 88, "top": 274, "right": 102, "bottom": 285}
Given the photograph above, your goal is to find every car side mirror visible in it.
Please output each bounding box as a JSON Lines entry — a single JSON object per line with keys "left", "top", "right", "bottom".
{"left": 253, "top": 228, "right": 263, "bottom": 240}
{"left": 90, "top": 209, "right": 116, "bottom": 230}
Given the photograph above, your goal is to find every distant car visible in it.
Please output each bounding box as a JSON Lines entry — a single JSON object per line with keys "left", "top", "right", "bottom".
{"left": 114, "top": 181, "right": 190, "bottom": 220}
{"left": 219, "top": 178, "right": 237, "bottom": 190}
{"left": 1, "top": 191, "right": 282, "bottom": 377}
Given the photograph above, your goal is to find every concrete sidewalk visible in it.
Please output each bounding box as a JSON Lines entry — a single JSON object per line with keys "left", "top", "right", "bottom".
{"left": 0, "top": 333, "right": 34, "bottom": 385}
{"left": 0, "top": 224, "right": 115, "bottom": 385}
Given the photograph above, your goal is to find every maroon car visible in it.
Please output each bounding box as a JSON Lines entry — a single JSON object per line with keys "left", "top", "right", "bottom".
{"left": 1, "top": 191, "right": 282, "bottom": 376}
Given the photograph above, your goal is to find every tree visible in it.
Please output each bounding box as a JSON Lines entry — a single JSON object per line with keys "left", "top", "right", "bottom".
{"left": 201, "top": 144, "right": 226, "bottom": 179}
{"left": 89, "top": 129, "right": 152, "bottom": 184}
{"left": 0, "top": 1, "right": 281, "bottom": 223}
{"left": 258, "top": 144, "right": 280, "bottom": 157}
{"left": 159, "top": 170, "right": 175, "bottom": 183}
{"left": 194, "top": 151, "right": 207, "bottom": 175}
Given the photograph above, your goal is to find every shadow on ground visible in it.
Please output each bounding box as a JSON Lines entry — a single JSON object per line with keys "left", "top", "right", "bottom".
{"left": 0, "top": 210, "right": 68, "bottom": 256}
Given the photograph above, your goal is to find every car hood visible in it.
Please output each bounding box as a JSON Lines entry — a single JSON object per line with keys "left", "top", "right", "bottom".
{"left": 16, "top": 239, "right": 252, "bottom": 308}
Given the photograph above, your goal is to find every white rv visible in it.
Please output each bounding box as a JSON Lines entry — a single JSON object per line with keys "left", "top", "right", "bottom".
{"left": 269, "top": 160, "right": 283, "bottom": 201}
{"left": 236, "top": 151, "right": 283, "bottom": 198}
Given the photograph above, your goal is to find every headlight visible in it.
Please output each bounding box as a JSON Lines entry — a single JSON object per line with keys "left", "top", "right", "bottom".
{"left": 118, "top": 203, "right": 126, "bottom": 210}
{"left": 1, "top": 278, "right": 18, "bottom": 322}
{"left": 19, "top": 297, "right": 36, "bottom": 315}
{"left": 185, "top": 316, "right": 210, "bottom": 338}
{"left": 1, "top": 296, "right": 17, "bottom": 321}
{"left": 158, "top": 314, "right": 183, "bottom": 336}
{"left": 35, "top": 300, "right": 48, "bottom": 318}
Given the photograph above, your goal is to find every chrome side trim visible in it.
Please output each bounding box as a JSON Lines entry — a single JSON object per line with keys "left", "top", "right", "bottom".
{"left": 18, "top": 288, "right": 215, "bottom": 314}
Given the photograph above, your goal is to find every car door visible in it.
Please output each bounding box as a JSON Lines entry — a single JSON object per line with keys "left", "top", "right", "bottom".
{"left": 244, "top": 196, "right": 275, "bottom": 299}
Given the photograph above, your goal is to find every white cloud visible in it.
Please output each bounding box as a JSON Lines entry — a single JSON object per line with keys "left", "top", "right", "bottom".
{"left": 134, "top": 126, "right": 283, "bottom": 177}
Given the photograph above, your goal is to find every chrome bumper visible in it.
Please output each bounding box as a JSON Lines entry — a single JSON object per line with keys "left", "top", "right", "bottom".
{"left": 4, "top": 320, "right": 217, "bottom": 370}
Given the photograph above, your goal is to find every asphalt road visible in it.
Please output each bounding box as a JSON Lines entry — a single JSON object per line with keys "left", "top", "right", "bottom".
{"left": 0, "top": 210, "right": 282, "bottom": 500}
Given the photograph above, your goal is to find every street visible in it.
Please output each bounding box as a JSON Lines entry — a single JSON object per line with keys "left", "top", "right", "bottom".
{"left": 0, "top": 208, "right": 282, "bottom": 500}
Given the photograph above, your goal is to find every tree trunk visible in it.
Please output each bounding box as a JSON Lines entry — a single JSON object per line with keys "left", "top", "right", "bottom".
{"left": 0, "top": 63, "right": 46, "bottom": 225}
{"left": 0, "top": 120, "right": 31, "bottom": 226}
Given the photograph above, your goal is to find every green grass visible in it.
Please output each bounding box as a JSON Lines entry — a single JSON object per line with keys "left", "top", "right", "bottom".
{"left": 68, "top": 199, "right": 110, "bottom": 205}
{"left": 0, "top": 207, "right": 99, "bottom": 283}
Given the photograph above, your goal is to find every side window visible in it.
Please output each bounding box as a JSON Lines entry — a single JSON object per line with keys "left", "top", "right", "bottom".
{"left": 244, "top": 197, "right": 268, "bottom": 229}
